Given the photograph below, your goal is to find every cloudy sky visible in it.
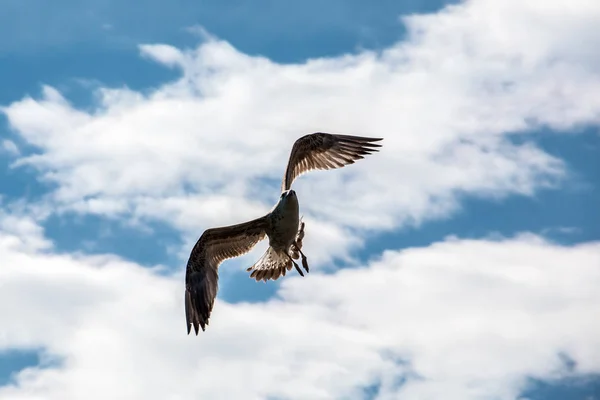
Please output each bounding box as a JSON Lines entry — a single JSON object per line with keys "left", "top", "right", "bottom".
{"left": 1, "top": 0, "right": 599, "bottom": 399}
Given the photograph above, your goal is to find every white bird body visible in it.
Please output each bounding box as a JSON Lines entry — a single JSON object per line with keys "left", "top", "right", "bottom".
{"left": 245, "top": 189, "right": 304, "bottom": 282}
{"left": 267, "top": 190, "right": 300, "bottom": 251}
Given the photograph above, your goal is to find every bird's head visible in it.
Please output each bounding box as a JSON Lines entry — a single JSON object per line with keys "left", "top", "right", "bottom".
{"left": 281, "top": 189, "right": 296, "bottom": 199}
{"left": 276, "top": 189, "right": 298, "bottom": 211}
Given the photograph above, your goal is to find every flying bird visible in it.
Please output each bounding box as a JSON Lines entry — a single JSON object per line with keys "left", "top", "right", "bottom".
{"left": 184, "top": 132, "right": 383, "bottom": 334}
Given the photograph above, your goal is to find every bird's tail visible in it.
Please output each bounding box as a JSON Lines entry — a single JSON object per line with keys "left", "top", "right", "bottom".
{"left": 246, "top": 246, "right": 293, "bottom": 282}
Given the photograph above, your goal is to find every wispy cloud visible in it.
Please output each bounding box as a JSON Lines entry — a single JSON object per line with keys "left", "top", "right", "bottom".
{"left": 1, "top": 140, "right": 19, "bottom": 156}
{"left": 541, "top": 226, "right": 582, "bottom": 236}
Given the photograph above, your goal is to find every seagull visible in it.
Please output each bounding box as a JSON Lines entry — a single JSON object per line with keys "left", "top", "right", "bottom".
{"left": 184, "top": 132, "right": 383, "bottom": 334}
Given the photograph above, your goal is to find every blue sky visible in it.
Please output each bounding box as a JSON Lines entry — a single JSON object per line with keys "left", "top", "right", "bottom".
{"left": 1, "top": 0, "right": 599, "bottom": 399}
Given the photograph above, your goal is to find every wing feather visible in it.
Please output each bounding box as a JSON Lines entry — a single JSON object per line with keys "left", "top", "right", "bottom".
{"left": 185, "top": 216, "right": 268, "bottom": 334}
{"left": 281, "top": 132, "right": 383, "bottom": 191}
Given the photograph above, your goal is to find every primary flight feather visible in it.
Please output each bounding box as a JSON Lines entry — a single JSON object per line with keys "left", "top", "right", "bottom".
{"left": 185, "top": 132, "right": 383, "bottom": 334}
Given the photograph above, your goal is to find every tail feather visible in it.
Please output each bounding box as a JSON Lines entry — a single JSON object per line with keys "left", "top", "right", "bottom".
{"left": 246, "top": 246, "right": 292, "bottom": 282}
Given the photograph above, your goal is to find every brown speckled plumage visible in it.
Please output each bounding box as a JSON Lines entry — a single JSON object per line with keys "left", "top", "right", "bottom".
{"left": 185, "top": 216, "right": 269, "bottom": 334}
{"left": 184, "top": 133, "right": 383, "bottom": 334}
{"left": 281, "top": 133, "right": 383, "bottom": 192}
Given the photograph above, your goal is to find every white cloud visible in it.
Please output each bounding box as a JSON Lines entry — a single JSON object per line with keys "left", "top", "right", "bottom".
{"left": 140, "top": 44, "right": 186, "bottom": 68}
{"left": 1, "top": 140, "right": 19, "bottom": 156}
{"left": 3, "top": 0, "right": 599, "bottom": 268}
{"left": 0, "top": 214, "right": 599, "bottom": 400}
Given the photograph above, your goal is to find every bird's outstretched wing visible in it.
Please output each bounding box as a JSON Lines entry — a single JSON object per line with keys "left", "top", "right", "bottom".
{"left": 281, "top": 133, "right": 383, "bottom": 191}
{"left": 185, "top": 216, "right": 269, "bottom": 334}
